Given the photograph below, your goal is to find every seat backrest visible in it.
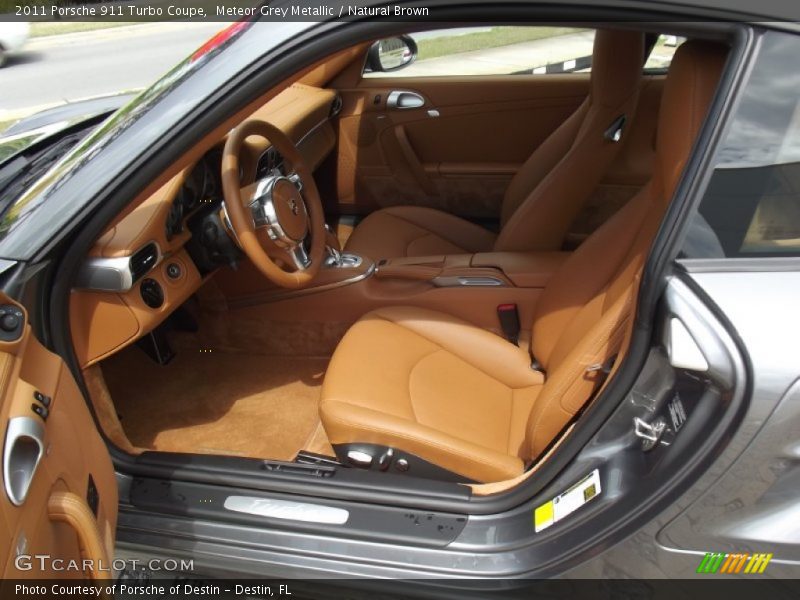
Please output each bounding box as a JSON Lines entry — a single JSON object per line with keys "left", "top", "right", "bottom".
{"left": 495, "top": 29, "right": 645, "bottom": 253}
{"left": 522, "top": 40, "right": 729, "bottom": 460}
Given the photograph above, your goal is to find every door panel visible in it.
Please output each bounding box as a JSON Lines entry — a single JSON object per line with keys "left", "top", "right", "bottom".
{"left": 334, "top": 75, "right": 590, "bottom": 218}
{"left": 332, "top": 71, "right": 664, "bottom": 241}
{"left": 0, "top": 294, "right": 117, "bottom": 582}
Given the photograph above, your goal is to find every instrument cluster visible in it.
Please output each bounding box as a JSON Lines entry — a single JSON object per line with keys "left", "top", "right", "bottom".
{"left": 166, "top": 150, "right": 224, "bottom": 241}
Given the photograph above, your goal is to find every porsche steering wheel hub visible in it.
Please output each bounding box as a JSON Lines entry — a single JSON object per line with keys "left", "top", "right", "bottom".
{"left": 250, "top": 175, "right": 309, "bottom": 247}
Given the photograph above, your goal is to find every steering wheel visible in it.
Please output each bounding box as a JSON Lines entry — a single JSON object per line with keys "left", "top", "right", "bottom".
{"left": 221, "top": 119, "right": 326, "bottom": 289}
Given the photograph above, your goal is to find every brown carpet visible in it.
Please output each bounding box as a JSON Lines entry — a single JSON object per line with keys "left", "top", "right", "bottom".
{"left": 101, "top": 346, "right": 329, "bottom": 461}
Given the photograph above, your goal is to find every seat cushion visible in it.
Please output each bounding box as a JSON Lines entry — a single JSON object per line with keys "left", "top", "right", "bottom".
{"left": 319, "top": 306, "right": 542, "bottom": 482}
{"left": 343, "top": 206, "right": 497, "bottom": 260}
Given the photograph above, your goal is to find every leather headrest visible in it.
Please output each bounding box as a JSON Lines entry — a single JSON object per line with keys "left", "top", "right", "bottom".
{"left": 591, "top": 29, "right": 645, "bottom": 108}
{"left": 656, "top": 40, "right": 728, "bottom": 196}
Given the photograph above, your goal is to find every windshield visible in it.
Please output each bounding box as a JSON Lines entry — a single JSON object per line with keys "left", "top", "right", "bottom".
{"left": 0, "top": 19, "right": 255, "bottom": 257}
{"left": 0, "top": 127, "right": 91, "bottom": 222}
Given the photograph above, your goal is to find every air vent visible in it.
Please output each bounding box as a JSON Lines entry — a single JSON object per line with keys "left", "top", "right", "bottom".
{"left": 256, "top": 147, "right": 283, "bottom": 178}
{"left": 130, "top": 243, "right": 159, "bottom": 283}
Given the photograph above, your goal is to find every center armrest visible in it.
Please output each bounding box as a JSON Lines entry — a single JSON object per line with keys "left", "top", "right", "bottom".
{"left": 373, "top": 252, "right": 570, "bottom": 288}
{"left": 471, "top": 251, "right": 571, "bottom": 288}
{"left": 374, "top": 254, "right": 477, "bottom": 282}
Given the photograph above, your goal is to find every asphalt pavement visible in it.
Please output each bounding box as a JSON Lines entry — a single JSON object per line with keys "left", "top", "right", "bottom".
{"left": 0, "top": 22, "right": 225, "bottom": 118}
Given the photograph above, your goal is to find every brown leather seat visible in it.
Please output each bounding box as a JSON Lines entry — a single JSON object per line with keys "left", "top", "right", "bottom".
{"left": 344, "top": 29, "right": 645, "bottom": 260}
{"left": 320, "top": 40, "right": 727, "bottom": 483}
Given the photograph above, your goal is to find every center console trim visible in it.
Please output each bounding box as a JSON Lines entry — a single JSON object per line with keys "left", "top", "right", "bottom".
{"left": 433, "top": 275, "right": 506, "bottom": 287}
{"left": 229, "top": 258, "right": 376, "bottom": 308}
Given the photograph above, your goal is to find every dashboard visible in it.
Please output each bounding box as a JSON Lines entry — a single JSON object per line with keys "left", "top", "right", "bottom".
{"left": 70, "top": 82, "right": 339, "bottom": 368}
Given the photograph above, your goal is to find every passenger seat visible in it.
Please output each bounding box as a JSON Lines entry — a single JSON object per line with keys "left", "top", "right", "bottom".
{"left": 344, "top": 29, "right": 645, "bottom": 259}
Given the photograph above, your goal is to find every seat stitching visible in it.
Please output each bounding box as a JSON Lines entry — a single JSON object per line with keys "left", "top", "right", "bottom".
{"left": 526, "top": 294, "right": 631, "bottom": 452}
{"left": 365, "top": 211, "right": 437, "bottom": 257}
{"left": 406, "top": 233, "right": 463, "bottom": 257}
{"left": 386, "top": 210, "right": 471, "bottom": 252}
{"left": 406, "top": 348, "right": 443, "bottom": 424}
{"left": 506, "top": 388, "right": 516, "bottom": 455}
{"left": 359, "top": 313, "right": 442, "bottom": 423}
{"left": 377, "top": 316, "right": 530, "bottom": 389}
{"left": 356, "top": 314, "right": 524, "bottom": 463}
{"left": 499, "top": 91, "right": 638, "bottom": 248}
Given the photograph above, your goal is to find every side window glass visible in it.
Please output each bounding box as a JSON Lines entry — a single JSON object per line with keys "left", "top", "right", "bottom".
{"left": 364, "top": 27, "right": 595, "bottom": 77}
{"left": 644, "top": 34, "right": 686, "bottom": 72}
{"left": 683, "top": 32, "right": 800, "bottom": 259}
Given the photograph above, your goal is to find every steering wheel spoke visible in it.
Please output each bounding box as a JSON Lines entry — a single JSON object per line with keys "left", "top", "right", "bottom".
{"left": 289, "top": 241, "right": 312, "bottom": 271}
{"left": 286, "top": 171, "right": 303, "bottom": 192}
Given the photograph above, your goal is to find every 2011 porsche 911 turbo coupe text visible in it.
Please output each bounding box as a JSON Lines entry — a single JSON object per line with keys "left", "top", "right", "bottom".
{"left": 0, "top": 0, "right": 799, "bottom": 594}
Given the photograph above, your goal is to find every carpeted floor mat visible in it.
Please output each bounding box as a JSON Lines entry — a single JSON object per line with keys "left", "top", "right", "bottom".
{"left": 101, "top": 346, "right": 329, "bottom": 461}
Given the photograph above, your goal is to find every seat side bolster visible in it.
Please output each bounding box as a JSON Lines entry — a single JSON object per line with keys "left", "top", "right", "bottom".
{"left": 320, "top": 399, "right": 525, "bottom": 483}
{"left": 525, "top": 289, "right": 633, "bottom": 459}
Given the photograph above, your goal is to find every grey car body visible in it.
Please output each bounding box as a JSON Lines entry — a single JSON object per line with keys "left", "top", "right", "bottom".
{"left": 1, "top": 0, "right": 799, "bottom": 590}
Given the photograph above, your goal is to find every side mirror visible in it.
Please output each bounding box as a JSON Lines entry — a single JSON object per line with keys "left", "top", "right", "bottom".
{"left": 366, "top": 35, "right": 418, "bottom": 73}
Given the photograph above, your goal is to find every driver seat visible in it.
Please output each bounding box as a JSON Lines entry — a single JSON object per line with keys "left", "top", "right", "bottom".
{"left": 319, "top": 41, "right": 727, "bottom": 482}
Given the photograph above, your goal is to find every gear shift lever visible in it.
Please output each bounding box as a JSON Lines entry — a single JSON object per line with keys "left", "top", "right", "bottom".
{"left": 324, "top": 244, "right": 343, "bottom": 267}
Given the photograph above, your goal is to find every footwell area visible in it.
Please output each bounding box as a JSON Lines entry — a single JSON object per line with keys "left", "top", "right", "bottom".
{"left": 102, "top": 346, "right": 330, "bottom": 461}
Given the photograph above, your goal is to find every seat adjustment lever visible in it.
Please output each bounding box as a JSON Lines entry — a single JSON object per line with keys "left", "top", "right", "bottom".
{"left": 346, "top": 450, "right": 373, "bottom": 468}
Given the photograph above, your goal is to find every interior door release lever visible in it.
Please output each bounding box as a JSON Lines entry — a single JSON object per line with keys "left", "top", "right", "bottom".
{"left": 387, "top": 91, "right": 425, "bottom": 109}
{"left": 3, "top": 416, "right": 45, "bottom": 506}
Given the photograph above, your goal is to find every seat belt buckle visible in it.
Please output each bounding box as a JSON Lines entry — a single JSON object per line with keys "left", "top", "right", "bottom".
{"left": 497, "top": 303, "right": 521, "bottom": 345}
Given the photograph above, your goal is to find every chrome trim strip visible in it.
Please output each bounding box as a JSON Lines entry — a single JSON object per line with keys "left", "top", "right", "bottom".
{"left": 679, "top": 256, "right": 800, "bottom": 273}
{"left": 74, "top": 241, "right": 162, "bottom": 292}
{"left": 0, "top": 259, "right": 18, "bottom": 277}
{"left": 433, "top": 275, "right": 505, "bottom": 287}
{"left": 256, "top": 116, "right": 331, "bottom": 173}
{"left": 297, "top": 116, "right": 331, "bottom": 148}
{"left": 224, "top": 496, "right": 349, "bottom": 525}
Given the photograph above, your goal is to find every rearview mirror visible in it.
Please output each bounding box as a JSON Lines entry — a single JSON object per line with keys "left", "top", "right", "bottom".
{"left": 366, "top": 35, "right": 418, "bottom": 72}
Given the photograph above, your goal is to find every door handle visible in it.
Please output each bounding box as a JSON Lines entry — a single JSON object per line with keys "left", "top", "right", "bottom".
{"left": 387, "top": 90, "right": 425, "bottom": 109}
{"left": 3, "top": 416, "right": 45, "bottom": 506}
{"left": 49, "top": 491, "right": 113, "bottom": 582}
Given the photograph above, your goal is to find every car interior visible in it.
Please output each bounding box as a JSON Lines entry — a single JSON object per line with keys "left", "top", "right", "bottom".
{"left": 68, "top": 24, "right": 729, "bottom": 492}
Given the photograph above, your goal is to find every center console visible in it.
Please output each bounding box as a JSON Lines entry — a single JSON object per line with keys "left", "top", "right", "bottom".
{"left": 213, "top": 247, "right": 571, "bottom": 356}
{"left": 373, "top": 251, "right": 569, "bottom": 289}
